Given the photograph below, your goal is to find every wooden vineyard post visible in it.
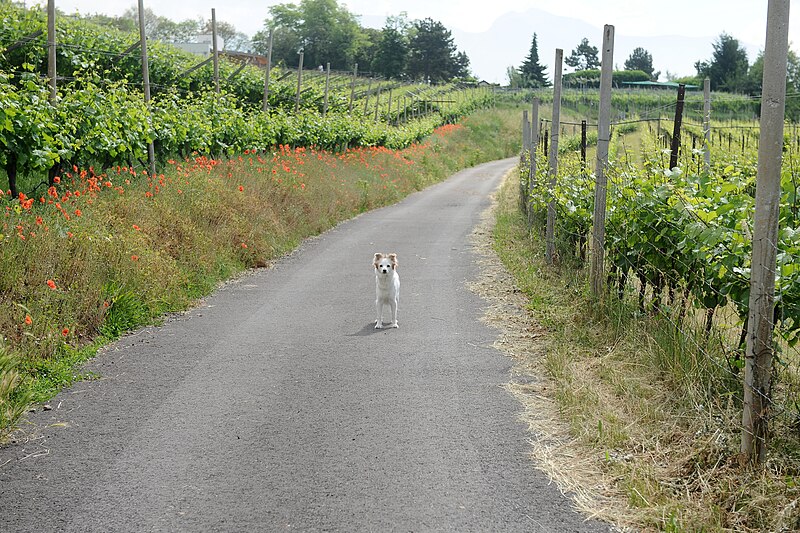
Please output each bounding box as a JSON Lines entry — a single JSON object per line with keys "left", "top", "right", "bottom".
{"left": 47, "top": 0, "right": 56, "bottom": 103}
{"left": 294, "top": 51, "right": 304, "bottom": 113}
{"left": 669, "top": 83, "right": 686, "bottom": 170}
{"left": 527, "top": 98, "right": 540, "bottom": 227}
{"left": 590, "top": 25, "right": 614, "bottom": 296}
{"left": 323, "top": 62, "right": 331, "bottom": 117}
{"left": 520, "top": 110, "right": 530, "bottom": 210}
{"left": 546, "top": 49, "right": 563, "bottom": 265}
{"left": 703, "top": 77, "right": 711, "bottom": 173}
{"left": 211, "top": 9, "right": 219, "bottom": 94}
{"left": 348, "top": 63, "right": 358, "bottom": 113}
{"left": 262, "top": 29, "right": 273, "bottom": 112}
{"left": 741, "top": 0, "right": 790, "bottom": 465}
{"left": 137, "top": 0, "right": 156, "bottom": 177}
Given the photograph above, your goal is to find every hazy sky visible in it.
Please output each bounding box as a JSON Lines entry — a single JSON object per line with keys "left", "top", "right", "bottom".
{"left": 26, "top": 0, "right": 800, "bottom": 81}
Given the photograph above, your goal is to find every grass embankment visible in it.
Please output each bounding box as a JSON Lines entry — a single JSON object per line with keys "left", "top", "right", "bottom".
{"left": 0, "top": 106, "right": 522, "bottom": 436}
{"left": 491, "top": 172, "right": 800, "bottom": 532}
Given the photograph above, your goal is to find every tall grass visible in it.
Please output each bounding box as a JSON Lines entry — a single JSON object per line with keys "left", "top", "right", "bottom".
{"left": 0, "top": 107, "right": 523, "bottom": 436}
{"left": 492, "top": 170, "right": 800, "bottom": 532}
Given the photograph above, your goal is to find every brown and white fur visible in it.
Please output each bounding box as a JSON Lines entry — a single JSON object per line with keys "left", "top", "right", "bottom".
{"left": 373, "top": 252, "right": 400, "bottom": 329}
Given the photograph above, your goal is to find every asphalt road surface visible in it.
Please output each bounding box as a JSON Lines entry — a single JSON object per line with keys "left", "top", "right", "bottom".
{"left": 1, "top": 158, "right": 611, "bottom": 532}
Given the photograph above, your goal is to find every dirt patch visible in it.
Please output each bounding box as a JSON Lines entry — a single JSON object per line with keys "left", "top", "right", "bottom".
{"left": 467, "top": 169, "right": 632, "bottom": 529}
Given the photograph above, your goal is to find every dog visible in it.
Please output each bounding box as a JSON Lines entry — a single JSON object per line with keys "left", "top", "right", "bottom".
{"left": 373, "top": 252, "right": 400, "bottom": 329}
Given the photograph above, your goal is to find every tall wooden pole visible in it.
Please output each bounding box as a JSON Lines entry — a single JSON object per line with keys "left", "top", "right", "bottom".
{"left": 294, "top": 51, "right": 304, "bottom": 113}
{"left": 590, "top": 25, "right": 614, "bottom": 296}
{"left": 348, "top": 63, "right": 358, "bottom": 113}
{"left": 211, "top": 8, "right": 219, "bottom": 94}
{"left": 323, "top": 62, "right": 331, "bottom": 117}
{"left": 669, "top": 83, "right": 686, "bottom": 170}
{"left": 546, "top": 48, "right": 563, "bottom": 265}
{"left": 703, "top": 77, "right": 711, "bottom": 173}
{"left": 137, "top": 0, "right": 155, "bottom": 176}
{"left": 262, "top": 29, "right": 273, "bottom": 111}
{"left": 47, "top": 0, "right": 56, "bottom": 104}
{"left": 741, "top": 0, "right": 790, "bottom": 465}
{"left": 527, "top": 98, "right": 539, "bottom": 227}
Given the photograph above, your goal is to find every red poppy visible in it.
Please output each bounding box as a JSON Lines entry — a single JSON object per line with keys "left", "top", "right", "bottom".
{"left": 47, "top": 279, "right": 57, "bottom": 290}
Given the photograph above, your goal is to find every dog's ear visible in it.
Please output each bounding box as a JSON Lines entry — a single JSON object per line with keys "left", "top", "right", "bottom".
{"left": 373, "top": 252, "right": 383, "bottom": 267}
{"left": 388, "top": 253, "right": 398, "bottom": 269}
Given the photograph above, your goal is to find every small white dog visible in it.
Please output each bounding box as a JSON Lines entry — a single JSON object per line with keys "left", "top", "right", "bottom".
{"left": 373, "top": 252, "right": 400, "bottom": 329}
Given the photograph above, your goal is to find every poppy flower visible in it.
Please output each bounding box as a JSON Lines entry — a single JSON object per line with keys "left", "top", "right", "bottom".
{"left": 24, "top": 315, "right": 32, "bottom": 325}
{"left": 62, "top": 327, "right": 69, "bottom": 337}
{"left": 47, "top": 279, "right": 57, "bottom": 290}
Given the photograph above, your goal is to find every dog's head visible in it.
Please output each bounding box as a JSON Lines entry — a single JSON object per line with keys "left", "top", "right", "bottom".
{"left": 373, "top": 252, "right": 398, "bottom": 275}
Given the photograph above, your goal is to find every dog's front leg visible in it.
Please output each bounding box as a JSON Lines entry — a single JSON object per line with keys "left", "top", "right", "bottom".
{"left": 388, "top": 298, "right": 398, "bottom": 328}
{"left": 375, "top": 301, "right": 383, "bottom": 329}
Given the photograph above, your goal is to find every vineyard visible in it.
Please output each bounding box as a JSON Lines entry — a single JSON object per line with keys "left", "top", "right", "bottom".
{"left": 0, "top": 3, "right": 493, "bottom": 198}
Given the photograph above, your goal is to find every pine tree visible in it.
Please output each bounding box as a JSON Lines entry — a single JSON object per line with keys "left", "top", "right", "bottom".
{"left": 519, "top": 33, "right": 550, "bottom": 87}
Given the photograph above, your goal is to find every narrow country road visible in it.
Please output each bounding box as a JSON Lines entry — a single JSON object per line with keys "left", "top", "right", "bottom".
{"left": 1, "top": 158, "right": 610, "bottom": 532}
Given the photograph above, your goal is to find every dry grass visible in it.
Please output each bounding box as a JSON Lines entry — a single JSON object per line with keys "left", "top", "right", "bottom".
{"left": 469, "top": 168, "right": 800, "bottom": 532}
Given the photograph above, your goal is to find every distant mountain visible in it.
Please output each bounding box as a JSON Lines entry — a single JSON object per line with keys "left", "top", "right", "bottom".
{"left": 450, "top": 8, "right": 762, "bottom": 84}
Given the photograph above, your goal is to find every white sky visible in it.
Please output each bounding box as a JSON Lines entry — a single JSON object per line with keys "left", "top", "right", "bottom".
{"left": 26, "top": 0, "right": 800, "bottom": 80}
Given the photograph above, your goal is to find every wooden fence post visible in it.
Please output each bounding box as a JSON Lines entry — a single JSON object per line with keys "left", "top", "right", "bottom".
{"left": 323, "top": 62, "right": 330, "bottom": 117}
{"left": 703, "top": 77, "right": 711, "bottom": 172}
{"left": 348, "top": 63, "right": 358, "bottom": 113}
{"left": 527, "top": 98, "right": 540, "bottom": 227}
{"left": 294, "top": 51, "right": 304, "bottom": 113}
{"left": 669, "top": 83, "right": 686, "bottom": 169}
{"left": 590, "top": 25, "right": 614, "bottom": 296}
{"left": 137, "top": 0, "right": 155, "bottom": 176}
{"left": 262, "top": 29, "right": 273, "bottom": 112}
{"left": 741, "top": 0, "right": 790, "bottom": 466}
{"left": 374, "top": 84, "right": 381, "bottom": 122}
{"left": 47, "top": 0, "right": 56, "bottom": 103}
{"left": 211, "top": 8, "right": 219, "bottom": 94}
{"left": 520, "top": 109, "right": 530, "bottom": 210}
{"left": 546, "top": 49, "right": 564, "bottom": 265}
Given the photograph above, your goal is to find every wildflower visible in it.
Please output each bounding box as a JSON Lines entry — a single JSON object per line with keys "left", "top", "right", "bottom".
{"left": 131, "top": 255, "right": 139, "bottom": 261}
{"left": 241, "top": 243, "right": 248, "bottom": 249}
{"left": 47, "top": 279, "right": 57, "bottom": 290}
{"left": 24, "top": 315, "right": 32, "bottom": 326}
{"left": 133, "top": 225, "right": 140, "bottom": 231}
{"left": 62, "top": 327, "right": 69, "bottom": 337}
{"left": 53, "top": 176, "right": 61, "bottom": 184}
{"left": 35, "top": 216, "right": 43, "bottom": 225}
{"left": 74, "top": 209, "right": 82, "bottom": 217}
{"left": 238, "top": 185, "right": 244, "bottom": 192}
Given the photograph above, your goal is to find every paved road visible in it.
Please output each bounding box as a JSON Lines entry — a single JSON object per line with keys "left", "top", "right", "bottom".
{"left": 1, "top": 158, "right": 610, "bottom": 532}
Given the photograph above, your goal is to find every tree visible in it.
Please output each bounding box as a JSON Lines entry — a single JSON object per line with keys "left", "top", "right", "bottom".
{"left": 119, "top": 7, "right": 202, "bottom": 43}
{"left": 519, "top": 33, "right": 549, "bottom": 87}
{"left": 372, "top": 17, "right": 409, "bottom": 79}
{"left": 565, "top": 38, "right": 600, "bottom": 71}
{"left": 749, "top": 49, "right": 800, "bottom": 120}
{"left": 255, "top": 0, "right": 365, "bottom": 70}
{"left": 407, "top": 18, "right": 463, "bottom": 82}
{"left": 506, "top": 66, "right": 523, "bottom": 88}
{"left": 694, "top": 33, "right": 749, "bottom": 92}
{"left": 201, "top": 20, "right": 251, "bottom": 51}
{"left": 624, "top": 47, "right": 659, "bottom": 81}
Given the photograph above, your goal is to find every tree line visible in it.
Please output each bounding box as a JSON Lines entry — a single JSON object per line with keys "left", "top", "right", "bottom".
{"left": 510, "top": 29, "right": 800, "bottom": 103}
{"left": 75, "top": 0, "right": 472, "bottom": 84}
